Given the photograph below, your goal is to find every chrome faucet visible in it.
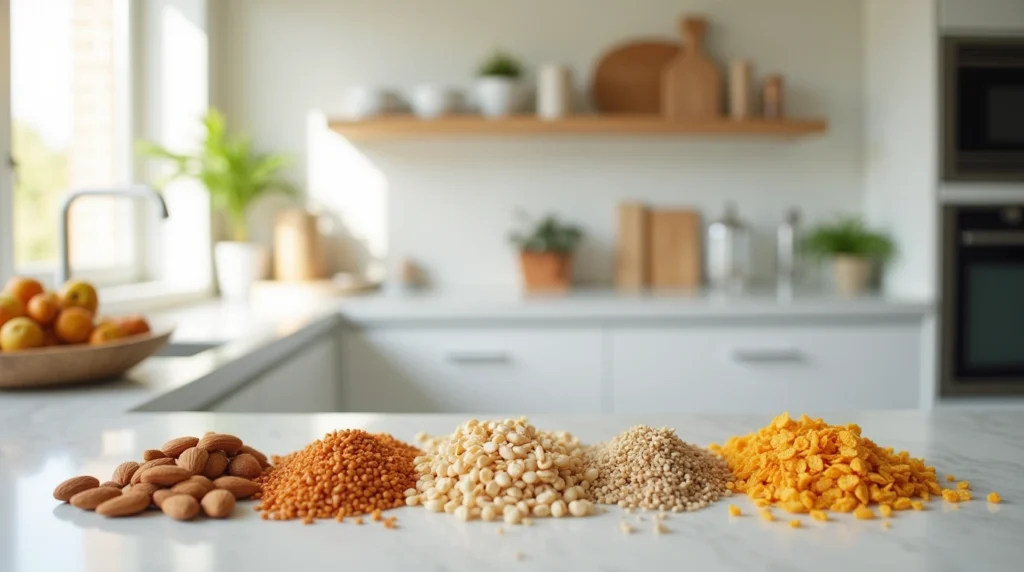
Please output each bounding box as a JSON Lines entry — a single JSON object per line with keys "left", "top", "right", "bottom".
{"left": 57, "top": 185, "right": 169, "bottom": 286}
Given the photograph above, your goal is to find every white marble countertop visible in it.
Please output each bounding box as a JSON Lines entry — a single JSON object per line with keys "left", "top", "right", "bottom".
{"left": 1, "top": 410, "right": 1021, "bottom": 572}
{"left": 337, "top": 287, "right": 933, "bottom": 325}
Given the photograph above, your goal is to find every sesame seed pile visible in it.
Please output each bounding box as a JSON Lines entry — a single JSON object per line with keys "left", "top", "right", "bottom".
{"left": 710, "top": 412, "right": 940, "bottom": 517}
{"left": 255, "top": 429, "right": 420, "bottom": 522}
{"left": 587, "top": 425, "right": 733, "bottom": 512}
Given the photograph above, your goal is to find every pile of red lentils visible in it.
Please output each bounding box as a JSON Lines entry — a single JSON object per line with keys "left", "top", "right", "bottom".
{"left": 255, "top": 429, "right": 420, "bottom": 524}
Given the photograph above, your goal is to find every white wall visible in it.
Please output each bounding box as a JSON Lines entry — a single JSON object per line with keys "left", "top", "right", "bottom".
{"left": 217, "top": 0, "right": 865, "bottom": 289}
{"left": 939, "top": 0, "right": 1024, "bottom": 32}
{"left": 863, "top": 0, "right": 938, "bottom": 299}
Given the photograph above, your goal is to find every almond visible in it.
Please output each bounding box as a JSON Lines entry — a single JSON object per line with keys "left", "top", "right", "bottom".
{"left": 96, "top": 492, "right": 151, "bottom": 517}
{"left": 202, "top": 451, "right": 229, "bottom": 479}
{"left": 171, "top": 480, "right": 209, "bottom": 501}
{"left": 201, "top": 489, "right": 236, "bottom": 518}
{"left": 100, "top": 481, "right": 122, "bottom": 489}
{"left": 142, "top": 449, "right": 167, "bottom": 461}
{"left": 197, "top": 433, "right": 243, "bottom": 455}
{"left": 227, "top": 454, "right": 262, "bottom": 480}
{"left": 70, "top": 487, "right": 122, "bottom": 510}
{"left": 125, "top": 482, "right": 161, "bottom": 500}
{"left": 184, "top": 475, "right": 215, "bottom": 495}
{"left": 177, "top": 446, "right": 209, "bottom": 475}
{"left": 161, "top": 436, "right": 199, "bottom": 458}
{"left": 161, "top": 494, "right": 200, "bottom": 521}
{"left": 141, "top": 465, "right": 192, "bottom": 486}
{"left": 213, "top": 476, "right": 260, "bottom": 499}
{"left": 113, "top": 461, "right": 140, "bottom": 486}
{"left": 152, "top": 489, "right": 177, "bottom": 508}
{"left": 132, "top": 458, "right": 175, "bottom": 484}
{"left": 238, "top": 445, "right": 271, "bottom": 468}
{"left": 53, "top": 476, "right": 99, "bottom": 502}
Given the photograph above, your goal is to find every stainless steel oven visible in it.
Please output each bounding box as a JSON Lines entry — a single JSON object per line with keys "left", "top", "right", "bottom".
{"left": 942, "top": 204, "right": 1024, "bottom": 396}
{"left": 942, "top": 36, "right": 1024, "bottom": 181}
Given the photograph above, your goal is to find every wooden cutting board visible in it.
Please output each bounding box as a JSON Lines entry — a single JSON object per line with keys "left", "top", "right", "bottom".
{"left": 592, "top": 41, "right": 681, "bottom": 114}
{"left": 648, "top": 209, "right": 702, "bottom": 289}
{"left": 662, "top": 16, "right": 723, "bottom": 120}
{"left": 615, "top": 202, "right": 649, "bottom": 290}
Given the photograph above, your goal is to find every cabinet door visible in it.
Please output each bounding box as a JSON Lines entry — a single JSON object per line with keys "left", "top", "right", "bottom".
{"left": 343, "top": 327, "right": 603, "bottom": 414}
{"left": 207, "top": 336, "right": 338, "bottom": 413}
{"left": 611, "top": 324, "right": 921, "bottom": 414}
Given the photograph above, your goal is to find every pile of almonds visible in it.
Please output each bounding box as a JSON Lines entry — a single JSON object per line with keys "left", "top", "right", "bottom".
{"left": 52, "top": 432, "right": 269, "bottom": 521}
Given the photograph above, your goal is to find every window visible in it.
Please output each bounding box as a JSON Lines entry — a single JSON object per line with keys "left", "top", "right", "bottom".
{"left": 10, "top": 0, "right": 143, "bottom": 287}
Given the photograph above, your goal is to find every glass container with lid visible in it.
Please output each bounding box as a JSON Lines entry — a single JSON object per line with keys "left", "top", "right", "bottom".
{"left": 706, "top": 202, "right": 751, "bottom": 292}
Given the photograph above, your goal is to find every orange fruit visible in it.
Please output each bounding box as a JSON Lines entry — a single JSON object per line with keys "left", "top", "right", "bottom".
{"left": 3, "top": 276, "right": 44, "bottom": 308}
{"left": 89, "top": 322, "right": 127, "bottom": 345}
{"left": 0, "top": 317, "right": 45, "bottom": 351}
{"left": 59, "top": 280, "right": 99, "bottom": 314}
{"left": 116, "top": 315, "right": 151, "bottom": 337}
{"left": 0, "top": 294, "right": 25, "bottom": 329}
{"left": 27, "top": 292, "right": 61, "bottom": 327}
{"left": 54, "top": 307, "right": 95, "bottom": 345}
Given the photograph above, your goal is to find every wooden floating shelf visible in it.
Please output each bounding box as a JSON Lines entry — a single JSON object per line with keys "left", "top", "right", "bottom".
{"left": 328, "top": 114, "right": 828, "bottom": 140}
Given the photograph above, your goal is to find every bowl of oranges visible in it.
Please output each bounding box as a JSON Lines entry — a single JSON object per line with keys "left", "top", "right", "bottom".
{"left": 0, "top": 277, "right": 173, "bottom": 389}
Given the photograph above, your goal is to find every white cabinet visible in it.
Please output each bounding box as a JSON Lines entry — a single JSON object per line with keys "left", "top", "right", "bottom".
{"left": 208, "top": 335, "right": 338, "bottom": 413}
{"left": 610, "top": 323, "right": 921, "bottom": 414}
{"left": 342, "top": 327, "right": 603, "bottom": 413}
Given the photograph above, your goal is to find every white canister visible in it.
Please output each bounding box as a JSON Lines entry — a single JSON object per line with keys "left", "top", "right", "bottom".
{"left": 537, "top": 64, "right": 572, "bottom": 120}
{"left": 346, "top": 86, "right": 387, "bottom": 119}
{"left": 411, "top": 84, "right": 458, "bottom": 119}
{"left": 729, "top": 59, "right": 752, "bottom": 120}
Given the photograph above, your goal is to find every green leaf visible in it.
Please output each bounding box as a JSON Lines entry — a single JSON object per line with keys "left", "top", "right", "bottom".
{"left": 803, "top": 215, "right": 896, "bottom": 262}
{"left": 508, "top": 211, "right": 583, "bottom": 254}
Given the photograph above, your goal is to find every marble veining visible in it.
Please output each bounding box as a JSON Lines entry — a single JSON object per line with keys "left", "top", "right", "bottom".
{"left": 1, "top": 410, "right": 1022, "bottom": 572}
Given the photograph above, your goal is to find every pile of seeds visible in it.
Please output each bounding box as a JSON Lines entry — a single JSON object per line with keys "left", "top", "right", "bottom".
{"left": 587, "top": 425, "right": 732, "bottom": 512}
{"left": 52, "top": 432, "right": 267, "bottom": 521}
{"left": 406, "top": 417, "right": 597, "bottom": 523}
{"left": 256, "top": 429, "right": 420, "bottom": 522}
{"left": 711, "top": 412, "right": 940, "bottom": 517}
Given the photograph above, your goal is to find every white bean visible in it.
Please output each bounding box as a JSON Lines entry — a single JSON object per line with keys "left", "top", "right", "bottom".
{"left": 481, "top": 506, "right": 497, "bottom": 521}
{"left": 424, "top": 499, "right": 445, "bottom": 512}
{"left": 584, "top": 468, "right": 599, "bottom": 482}
{"left": 508, "top": 461, "right": 524, "bottom": 479}
{"left": 494, "top": 471, "right": 512, "bottom": 488}
{"left": 454, "top": 506, "right": 470, "bottom": 521}
{"left": 523, "top": 471, "right": 538, "bottom": 485}
{"left": 563, "top": 487, "right": 579, "bottom": 502}
{"left": 483, "top": 442, "right": 498, "bottom": 454}
{"left": 551, "top": 500, "right": 567, "bottom": 518}
{"left": 533, "top": 504, "right": 551, "bottom": 517}
{"left": 485, "top": 481, "right": 501, "bottom": 498}
{"left": 568, "top": 500, "right": 587, "bottom": 517}
{"left": 444, "top": 500, "right": 459, "bottom": 514}
{"left": 479, "top": 468, "right": 494, "bottom": 483}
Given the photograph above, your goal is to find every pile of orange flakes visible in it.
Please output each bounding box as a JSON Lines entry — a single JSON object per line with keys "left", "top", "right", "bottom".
{"left": 711, "top": 412, "right": 942, "bottom": 520}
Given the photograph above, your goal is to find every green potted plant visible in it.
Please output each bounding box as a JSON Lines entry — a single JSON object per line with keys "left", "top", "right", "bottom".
{"left": 508, "top": 212, "right": 583, "bottom": 291}
{"left": 136, "top": 108, "right": 297, "bottom": 299}
{"left": 803, "top": 215, "right": 896, "bottom": 296}
{"left": 475, "top": 50, "right": 524, "bottom": 117}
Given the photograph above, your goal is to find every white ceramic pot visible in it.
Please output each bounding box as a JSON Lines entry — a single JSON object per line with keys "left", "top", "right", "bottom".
{"left": 411, "top": 84, "right": 457, "bottom": 119}
{"left": 833, "top": 255, "right": 872, "bottom": 296}
{"left": 214, "top": 241, "right": 269, "bottom": 300}
{"left": 537, "top": 63, "right": 572, "bottom": 120}
{"left": 475, "top": 76, "right": 522, "bottom": 117}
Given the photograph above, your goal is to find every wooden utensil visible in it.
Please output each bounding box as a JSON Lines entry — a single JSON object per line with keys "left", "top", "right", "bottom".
{"left": 662, "top": 16, "right": 723, "bottom": 120}
{"left": 0, "top": 330, "right": 173, "bottom": 389}
{"left": 593, "top": 41, "right": 681, "bottom": 114}
{"left": 615, "top": 202, "right": 649, "bottom": 290}
{"left": 648, "top": 209, "right": 702, "bottom": 289}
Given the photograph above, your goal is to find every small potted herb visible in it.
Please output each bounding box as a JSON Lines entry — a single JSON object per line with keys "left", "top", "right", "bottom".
{"left": 803, "top": 215, "right": 896, "bottom": 296}
{"left": 475, "top": 50, "right": 524, "bottom": 118}
{"left": 508, "top": 212, "right": 583, "bottom": 291}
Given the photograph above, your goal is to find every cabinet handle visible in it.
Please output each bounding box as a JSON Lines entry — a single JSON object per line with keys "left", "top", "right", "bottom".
{"left": 730, "top": 348, "right": 803, "bottom": 363}
{"left": 445, "top": 351, "right": 511, "bottom": 364}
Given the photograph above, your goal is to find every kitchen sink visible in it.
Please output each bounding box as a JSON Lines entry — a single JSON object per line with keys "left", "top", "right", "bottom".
{"left": 154, "top": 342, "right": 222, "bottom": 357}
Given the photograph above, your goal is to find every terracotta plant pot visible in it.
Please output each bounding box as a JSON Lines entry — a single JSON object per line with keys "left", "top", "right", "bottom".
{"left": 833, "top": 255, "right": 872, "bottom": 296}
{"left": 519, "top": 251, "right": 573, "bottom": 292}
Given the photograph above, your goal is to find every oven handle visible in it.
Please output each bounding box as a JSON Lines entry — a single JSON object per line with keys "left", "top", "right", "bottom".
{"left": 961, "top": 231, "right": 1024, "bottom": 247}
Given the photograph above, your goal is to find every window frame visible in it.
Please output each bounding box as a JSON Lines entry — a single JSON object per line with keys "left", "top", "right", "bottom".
{"left": 7, "top": 0, "right": 147, "bottom": 289}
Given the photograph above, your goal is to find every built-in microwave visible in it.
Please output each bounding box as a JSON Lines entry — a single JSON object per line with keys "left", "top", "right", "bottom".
{"left": 941, "top": 204, "right": 1024, "bottom": 396}
{"left": 942, "top": 36, "right": 1024, "bottom": 181}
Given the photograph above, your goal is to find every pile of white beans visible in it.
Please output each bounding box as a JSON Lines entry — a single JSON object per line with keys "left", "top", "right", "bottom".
{"left": 405, "top": 418, "right": 597, "bottom": 524}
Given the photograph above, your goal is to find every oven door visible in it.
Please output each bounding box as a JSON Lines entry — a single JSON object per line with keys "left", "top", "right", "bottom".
{"left": 943, "top": 209, "right": 1024, "bottom": 395}
{"left": 943, "top": 36, "right": 1024, "bottom": 181}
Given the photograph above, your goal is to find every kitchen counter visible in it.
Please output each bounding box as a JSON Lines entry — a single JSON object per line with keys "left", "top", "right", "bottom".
{"left": 1, "top": 409, "right": 1021, "bottom": 572}
{"left": 337, "top": 288, "right": 933, "bottom": 325}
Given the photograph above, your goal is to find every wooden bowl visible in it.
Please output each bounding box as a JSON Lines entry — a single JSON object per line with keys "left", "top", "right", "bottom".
{"left": 0, "top": 329, "right": 173, "bottom": 389}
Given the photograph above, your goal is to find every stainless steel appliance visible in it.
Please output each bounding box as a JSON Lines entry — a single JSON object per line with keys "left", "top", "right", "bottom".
{"left": 942, "top": 35, "right": 1024, "bottom": 181}
{"left": 941, "top": 204, "right": 1024, "bottom": 396}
